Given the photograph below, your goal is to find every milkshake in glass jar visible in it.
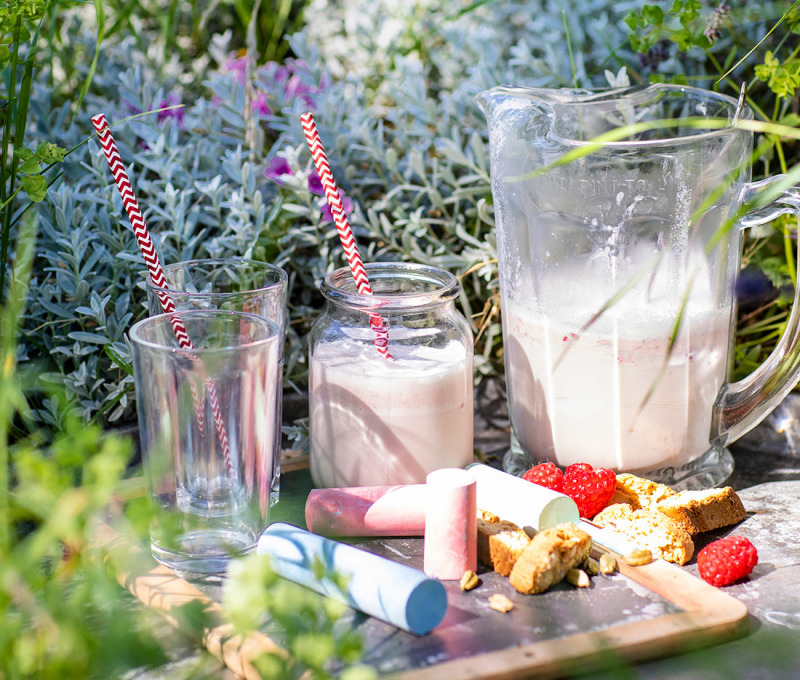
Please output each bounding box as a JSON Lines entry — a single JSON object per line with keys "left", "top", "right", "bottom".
{"left": 309, "top": 263, "right": 474, "bottom": 488}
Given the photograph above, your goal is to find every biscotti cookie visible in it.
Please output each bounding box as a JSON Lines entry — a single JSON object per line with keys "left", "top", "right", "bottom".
{"left": 591, "top": 502, "right": 634, "bottom": 524}
{"left": 615, "top": 473, "right": 677, "bottom": 510}
{"left": 478, "top": 508, "right": 501, "bottom": 524}
{"left": 509, "top": 522, "right": 592, "bottom": 595}
{"left": 593, "top": 504, "right": 694, "bottom": 565}
{"left": 477, "top": 511, "right": 531, "bottom": 576}
{"left": 656, "top": 487, "right": 746, "bottom": 535}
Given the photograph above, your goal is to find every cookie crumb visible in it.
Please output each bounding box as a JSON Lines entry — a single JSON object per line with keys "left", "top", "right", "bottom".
{"left": 488, "top": 594, "right": 514, "bottom": 613}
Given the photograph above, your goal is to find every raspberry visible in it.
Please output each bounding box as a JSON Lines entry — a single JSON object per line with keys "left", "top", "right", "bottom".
{"left": 562, "top": 463, "right": 616, "bottom": 518}
{"left": 522, "top": 462, "right": 564, "bottom": 492}
{"left": 697, "top": 536, "right": 758, "bottom": 587}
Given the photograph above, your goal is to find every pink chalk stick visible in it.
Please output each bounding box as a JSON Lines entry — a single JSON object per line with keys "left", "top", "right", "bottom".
{"left": 423, "top": 468, "right": 477, "bottom": 580}
{"left": 305, "top": 485, "right": 427, "bottom": 536}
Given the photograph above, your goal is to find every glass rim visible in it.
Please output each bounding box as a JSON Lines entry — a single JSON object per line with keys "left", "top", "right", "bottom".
{"left": 129, "top": 309, "right": 279, "bottom": 353}
{"left": 321, "top": 262, "right": 460, "bottom": 310}
{"left": 146, "top": 258, "right": 288, "bottom": 299}
{"left": 490, "top": 83, "right": 753, "bottom": 148}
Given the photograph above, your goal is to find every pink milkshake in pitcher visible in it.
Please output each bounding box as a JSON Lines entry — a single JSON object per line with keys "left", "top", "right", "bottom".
{"left": 309, "top": 263, "right": 474, "bottom": 488}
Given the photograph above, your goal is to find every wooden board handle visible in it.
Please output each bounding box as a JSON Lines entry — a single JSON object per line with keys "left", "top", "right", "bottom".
{"left": 91, "top": 519, "right": 284, "bottom": 679}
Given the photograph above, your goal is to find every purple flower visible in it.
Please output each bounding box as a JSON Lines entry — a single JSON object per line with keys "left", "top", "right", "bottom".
{"left": 273, "top": 64, "right": 291, "bottom": 83}
{"left": 284, "top": 74, "right": 316, "bottom": 107}
{"left": 321, "top": 189, "right": 354, "bottom": 223}
{"left": 257, "top": 59, "right": 320, "bottom": 109}
{"left": 308, "top": 170, "right": 324, "bottom": 196}
{"left": 157, "top": 92, "right": 185, "bottom": 125}
{"left": 264, "top": 157, "right": 293, "bottom": 183}
{"left": 252, "top": 92, "right": 273, "bottom": 117}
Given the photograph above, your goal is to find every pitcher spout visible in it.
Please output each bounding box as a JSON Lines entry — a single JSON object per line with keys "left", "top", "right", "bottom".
{"left": 475, "top": 85, "right": 563, "bottom": 121}
{"left": 475, "top": 86, "right": 523, "bottom": 119}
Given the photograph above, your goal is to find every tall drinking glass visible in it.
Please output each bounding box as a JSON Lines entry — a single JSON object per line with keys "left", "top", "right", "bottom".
{"left": 131, "top": 310, "right": 280, "bottom": 573}
{"left": 146, "top": 258, "right": 288, "bottom": 505}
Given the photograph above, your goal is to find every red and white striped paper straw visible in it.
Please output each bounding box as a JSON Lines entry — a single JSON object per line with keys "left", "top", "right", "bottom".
{"left": 300, "top": 112, "right": 392, "bottom": 359}
{"left": 91, "top": 113, "right": 234, "bottom": 475}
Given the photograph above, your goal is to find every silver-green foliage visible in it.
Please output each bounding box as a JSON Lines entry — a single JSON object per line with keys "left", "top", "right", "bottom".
{"left": 25, "top": 1, "right": 647, "bottom": 427}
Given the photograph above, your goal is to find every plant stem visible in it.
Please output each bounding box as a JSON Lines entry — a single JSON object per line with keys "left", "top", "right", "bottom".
{"left": 563, "top": 10, "right": 578, "bottom": 89}
{"left": 0, "top": 359, "right": 9, "bottom": 555}
{"left": 0, "top": 16, "right": 22, "bottom": 311}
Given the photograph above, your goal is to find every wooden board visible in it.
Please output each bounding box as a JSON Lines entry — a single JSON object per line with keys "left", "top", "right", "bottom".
{"left": 92, "top": 515, "right": 748, "bottom": 680}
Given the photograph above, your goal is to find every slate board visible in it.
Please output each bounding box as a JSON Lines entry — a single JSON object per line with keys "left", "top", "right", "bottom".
{"left": 96, "top": 465, "right": 754, "bottom": 680}
{"left": 310, "top": 535, "right": 748, "bottom": 679}
{"left": 95, "top": 518, "right": 748, "bottom": 680}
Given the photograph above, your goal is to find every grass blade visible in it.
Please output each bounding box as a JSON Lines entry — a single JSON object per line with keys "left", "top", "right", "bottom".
{"left": 74, "top": 0, "right": 105, "bottom": 115}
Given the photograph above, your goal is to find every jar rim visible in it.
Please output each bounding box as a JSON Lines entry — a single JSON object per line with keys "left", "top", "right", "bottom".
{"left": 321, "top": 262, "right": 460, "bottom": 310}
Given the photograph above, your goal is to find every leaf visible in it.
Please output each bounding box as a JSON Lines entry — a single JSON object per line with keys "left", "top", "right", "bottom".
{"left": 14, "top": 148, "right": 34, "bottom": 161}
{"left": 18, "top": 156, "right": 41, "bottom": 174}
{"left": 67, "top": 332, "right": 110, "bottom": 345}
{"left": 641, "top": 4, "right": 663, "bottom": 25}
{"left": 104, "top": 346, "right": 133, "bottom": 376}
{"left": 20, "top": 174, "right": 47, "bottom": 202}
{"left": 16, "top": 23, "right": 32, "bottom": 43}
{"left": 340, "top": 665, "right": 378, "bottom": 680}
{"left": 36, "top": 142, "right": 67, "bottom": 164}
{"left": 624, "top": 10, "right": 641, "bottom": 31}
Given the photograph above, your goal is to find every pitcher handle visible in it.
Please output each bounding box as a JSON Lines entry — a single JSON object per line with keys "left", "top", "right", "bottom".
{"left": 711, "top": 176, "right": 800, "bottom": 447}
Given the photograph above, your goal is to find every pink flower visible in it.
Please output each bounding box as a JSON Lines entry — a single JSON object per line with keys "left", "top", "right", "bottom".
{"left": 308, "top": 170, "right": 324, "bottom": 196}
{"left": 321, "top": 189, "right": 354, "bottom": 223}
{"left": 252, "top": 92, "right": 273, "bottom": 117}
{"left": 265, "top": 157, "right": 293, "bottom": 183}
{"left": 226, "top": 55, "right": 249, "bottom": 84}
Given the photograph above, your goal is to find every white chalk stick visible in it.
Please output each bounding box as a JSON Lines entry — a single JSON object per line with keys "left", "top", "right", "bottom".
{"left": 423, "top": 469, "right": 476, "bottom": 580}
{"left": 468, "top": 463, "right": 579, "bottom": 532}
{"left": 256, "top": 523, "right": 447, "bottom": 635}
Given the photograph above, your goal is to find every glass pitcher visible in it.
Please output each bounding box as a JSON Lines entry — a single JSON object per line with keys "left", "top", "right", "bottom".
{"left": 477, "top": 83, "right": 800, "bottom": 488}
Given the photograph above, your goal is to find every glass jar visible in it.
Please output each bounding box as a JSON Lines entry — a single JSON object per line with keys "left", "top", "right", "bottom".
{"left": 309, "top": 262, "right": 474, "bottom": 488}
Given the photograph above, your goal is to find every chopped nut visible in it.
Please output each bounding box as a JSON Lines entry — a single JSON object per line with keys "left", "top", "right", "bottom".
{"left": 488, "top": 594, "right": 514, "bottom": 613}
{"left": 623, "top": 549, "right": 653, "bottom": 566}
{"left": 566, "top": 568, "right": 591, "bottom": 588}
{"left": 460, "top": 570, "right": 479, "bottom": 591}
{"left": 599, "top": 553, "right": 618, "bottom": 574}
{"left": 582, "top": 556, "right": 599, "bottom": 576}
